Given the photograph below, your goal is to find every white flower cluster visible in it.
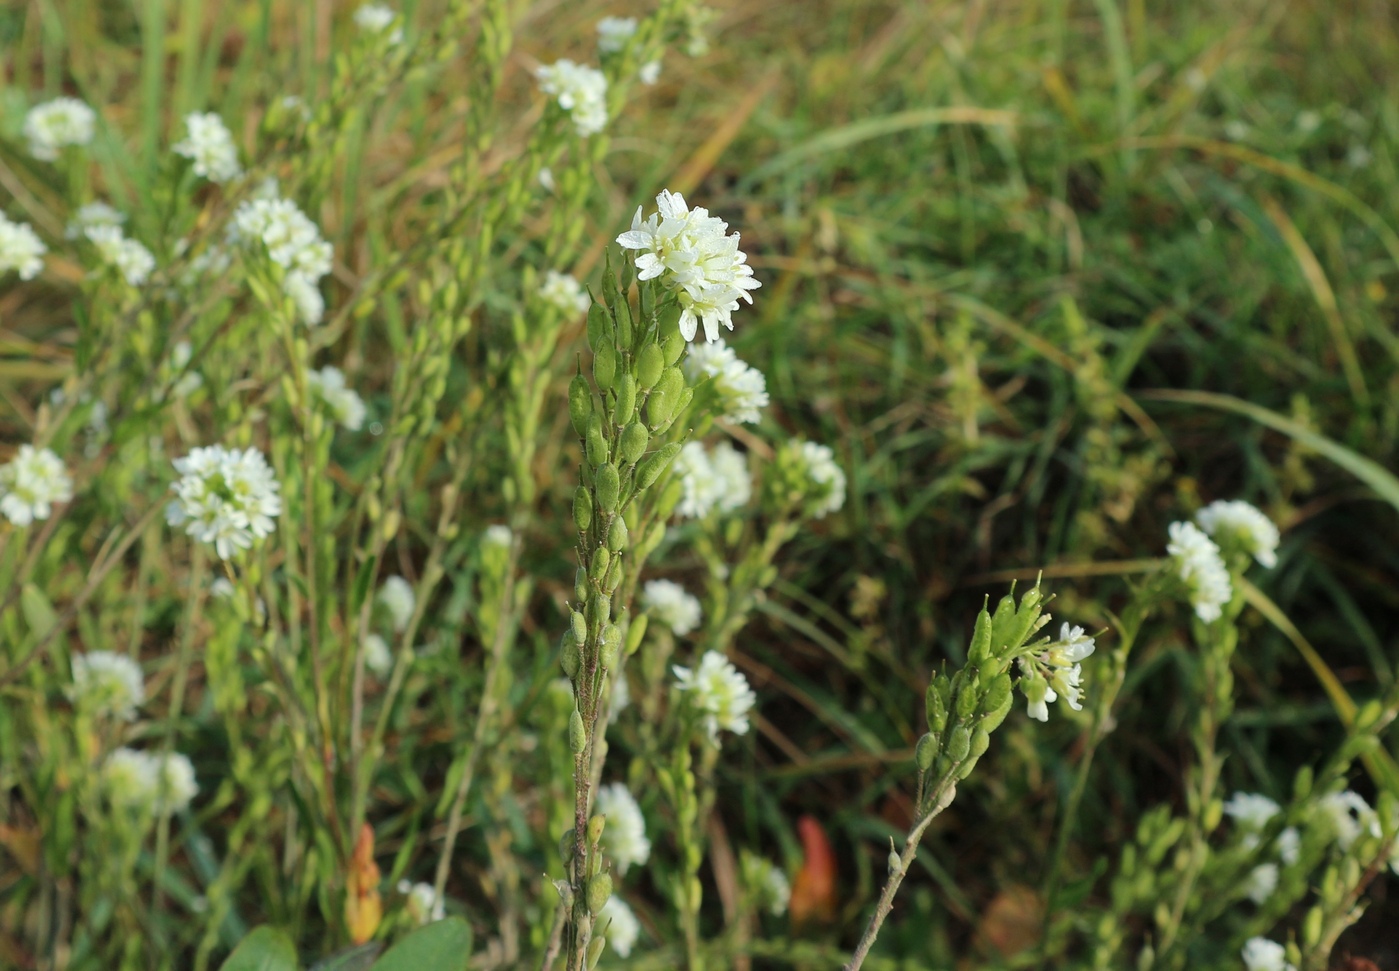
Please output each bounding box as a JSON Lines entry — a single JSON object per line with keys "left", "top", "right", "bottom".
{"left": 773, "top": 439, "right": 846, "bottom": 519}
{"left": 173, "top": 112, "right": 242, "bottom": 184}
{"left": 397, "top": 880, "right": 445, "bottom": 924}
{"left": 673, "top": 440, "right": 751, "bottom": 519}
{"left": 1019, "top": 623, "right": 1096, "bottom": 722}
{"left": 306, "top": 366, "right": 367, "bottom": 430}
{"left": 483, "top": 524, "right": 513, "bottom": 548}
{"left": 1166, "top": 521, "right": 1232, "bottom": 622}
{"left": 229, "top": 196, "right": 333, "bottom": 325}
{"left": 66, "top": 202, "right": 124, "bottom": 241}
{"left": 167, "top": 445, "right": 282, "bottom": 559}
{"left": 102, "top": 748, "right": 198, "bottom": 817}
{"left": 1223, "top": 792, "right": 1293, "bottom": 904}
{"left": 0, "top": 214, "right": 46, "bottom": 281}
{"left": 1196, "top": 499, "right": 1280, "bottom": 568}
{"left": 683, "top": 340, "right": 769, "bottom": 424}
{"left": 1317, "top": 789, "right": 1380, "bottom": 851}
{"left": 674, "top": 650, "right": 757, "bottom": 742}
{"left": 594, "top": 782, "right": 651, "bottom": 874}
{"left": 1241, "top": 937, "right": 1294, "bottom": 971}
{"left": 538, "top": 270, "right": 591, "bottom": 316}
{"left": 71, "top": 651, "right": 145, "bottom": 721}
{"left": 85, "top": 225, "right": 156, "bottom": 287}
{"left": 641, "top": 579, "right": 702, "bottom": 636}
{"left": 0, "top": 445, "right": 73, "bottom": 526}
{"left": 170, "top": 340, "right": 204, "bottom": 397}
{"left": 639, "top": 60, "right": 662, "bottom": 85}
{"left": 378, "top": 575, "right": 415, "bottom": 632}
{"left": 363, "top": 634, "right": 393, "bottom": 676}
{"left": 600, "top": 895, "right": 639, "bottom": 957}
{"left": 24, "top": 98, "right": 96, "bottom": 161}
{"left": 535, "top": 59, "right": 609, "bottom": 137}
{"left": 596, "top": 16, "right": 637, "bottom": 53}
{"left": 617, "top": 190, "right": 761, "bottom": 343}
{"left": 742, "top": 853, "right": 791, "bottom": 916}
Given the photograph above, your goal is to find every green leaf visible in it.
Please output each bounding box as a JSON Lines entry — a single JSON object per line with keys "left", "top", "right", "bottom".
{"left": 369, "top": 919, "right": 472, "bottom": 971}
{"left": 219, "top": 926, "right": 299, "bottom": 971}
{"left": 20, "top": 583, "right": 58, "bottom": 639}
{"left": 308, "top": 944, "right": 382, "bottom": 971}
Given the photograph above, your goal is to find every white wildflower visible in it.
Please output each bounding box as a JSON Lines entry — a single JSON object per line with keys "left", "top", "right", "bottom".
{"left": 0, "top": 214, "right": 47, "bottom": 281}
{"left": 1278, "top": 826, "right": 1301, "bottom": 865}
{"left": 709, "top": 441, "right": 752, "bottom": 508}
{"left": 536, "top": 60, "right": 609, "bottom": 137}
{"left": 1317, "top": 790, "right": 1376, "bottom": 851}
{"left": 600, "top": 895, "right": 640, "bottom": 957}
{"left": 284, "top": 271, "right": 326, "bottom": 326}
{"left": 593, "top": 783, "right": 651, "bottom": 874}
{"left": 1166, "top": 521, "right": 1232, "bottom": 622}
{"left": 397, "top": 880, "right": 444, "bottom": 924}
{"left": 306, "top": 366, "right": 366, "bottom": 430}
{"left": 354, "top": 4, "right": 394, "bottom": 30}
{"left": 1196, "top": 500, "right": 1280, "bottom": 568}
{"left": 1241, "top": 937, "right": 1294, "bottom": 971}
{"left": 1224, "top": 792, "right": 1281, "bottom": 831}
{"left": 71, "top": 651, "right": 145, "bottom": 721}
{"left": 774, "top": 439, "right": 845, "bottom": 519}
{"left": 229, "top": 195, "right": 333, "bottom": 325}
{"left": 210, "top": 577, "right": 237, "bottom": 599}
{"left": 641, "top": 579, "right": 702, "bottom": 636}
{"left": 616, "top": 189, "right": 761, "bottom": 343}
{"left": 364, "top": 634, "right": 393, "bottom": 677}
{"left": 683, "top": 340, "right": 769, "bottom": 423}
{"left": 171, "top": 340, "right": 204, "bottom": 397}
{"left": 1242, "top": 863, "right": 1278, "bottom": 904}
{"left": 639, "top": 60, "right": 662, "bottom": 85}
{"left": 103, "top": 748, "right": 198, "bottom": 816}
{"left": 673, "top": 441, "right": 749, "bottom": 519}
{"left": 596, "top": 16, "right": 637, "bottom": 53}
{"left": 483, "top": 524, "right": 513, "bottom": 548}
{"left": 742, "top": 854, "right": 791, "bottom": 916}
{"left": 538, "top": 270, "right": 591, "bottom": 316}
{"left": 0, "top": 445, "right": 73, "bottom": 526}
{"left": 66, "top": 202, "right": 125, "bottom": 241}
{"left": 1018, "top": 623, "right": 1095, "bottom": 720}
{"left": 674, "top": 650, "right": 757, "bottom": 741}
{"left": 378, "top": 575, "right": 415, "bottom": 633}
{"left": 173, "top": 112, "right": 242, "bottom": 184}
{"left": 538, "top": 167, "right": 556, "bottom": 193}
{"left": 167, "top": 445, "right": 282, "bottom": 559}
{"left": 85, "top": 225, "right": 156, "bottom": 287}
{"left": 23, "top": 98, "right": 96, "bottom": 161}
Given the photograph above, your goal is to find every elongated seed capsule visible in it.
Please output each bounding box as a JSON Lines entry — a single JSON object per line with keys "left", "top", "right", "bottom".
{"left": 586, "top": 302, "right": 608, "bottom": 352}
{"left": 590, "top": 547, "right": 611, "bottom": 582}
{"left": 586, "top": 936, "right": 606, "bottom": 970}
{"left": 595, "top": 464, "right": 620, "bottom": 511}
{"left": 574, "top": 486, "right": 593, "bottom": 531}
{"left": 586, "top": 414, "right": 609, "bottom": 467}
{"left": 587, "top": 872, "right": 612, "bottom": 916}
{"left": 636, "top": 343, "right": 664, "bottom": 389}
{"left": 665, "top": 386, "right": 694, "bottom": 425}
{"left": 574, "top": 568, "right": 590, "bottom": 603}
{"left": 620, "top": 422, "right": 649, "bottom": 464}
{"left": 635, "top": 443, "right": 681, "bottom": 490}
{"left": 569, "top": 709, "right": 587, "bottom": 753}
{"left": 600, "top": 625, "right": 621, "bottom": 667}
{"left": 606, "top": 516, "right": 628, "bottom": 553}
{"left": 625, "top": 614, "right": 648, "bottom": 656}
{"left": 594, "top": 341, "right": 617, "bottom": 391}
{"left": 587, "top": 813, "right": 607, "bottom": 846}
{"left": 603, "top": 557, "right": 623, "bottom": 593}
{"left": 614, "top": 374, "right": 637, "bottom": 424}
{"left": 569, "top": 375, "right": 593, "bottom": 437}
{"left": 560, "top": 630, "right": 580, "bottom": 678}
{"left": 915, "top": 733, "right": 937, "bottom": 771}
{"left": 588, "top": 593, "right": 611, "bottom": 627}
{"left": 662, "top": 332, "right": 685, "bottom": 366}
{"left": 946, "top": 725, "right": 972, "bottom": 762}
{"left": 571, "top": 610, "right": 587, "bottom": 644}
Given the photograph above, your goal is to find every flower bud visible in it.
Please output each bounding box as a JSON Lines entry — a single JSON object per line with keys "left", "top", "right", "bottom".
{"left": 662, "top": 331, "right": 685, "bottom": 366}
{"left": 614, "top": 374, "right": 637, "bottom": 424}
{"left": 636, "top": 343, "right": 664, "bottom": 389}
{"left": 620, "top": 422, "right": 649, "bottom": 464}
{"left": 587, "top": 872, "right": 613, "bottom": 916}
{"left": 915, "top": 733, "right": 937, "bottom": 772}
{"left": 594, "top": 341, "right": 617, "bottom": 391}
{"left": 636, "top": 443, "right": 681, "bottom": 490}
{"left": 626, "top": 614, "right": 648, "bottom": 655}
{"left": 595, "top": 464, "right": 620, "bottom": 512}
{"left": 569, "top": 375, "right": 593, "bottom": 437}
{"left": 607, "top": 516, "right": 628, "bottom": 553}
{"left": 586, "top": 414, "right": 609, "bottom": 467}
{"left": 569, "top": 709, "right": 587, "bottom": 753}
{"left": 574, "top": 486, "right": 594, "bottom": 532}
{"left": 590, "top": 547, "right": 611, "bottom": 582}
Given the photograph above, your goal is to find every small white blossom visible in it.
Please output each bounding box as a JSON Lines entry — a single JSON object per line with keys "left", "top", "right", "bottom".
{"left": 0, "top": 445, "right": 73, "bottom": 526}
{"left": 593, "top": 783, "right": 651, "bottom": 874}
{"left": 173, "top": 112, "right": 242, "bottom": 184}
{"left": 1224, "top": 792, "right": 1281, "bottom": 831}
{"left": 363, "top": 634, "right": 393, "bottom": 677}
{"left": 1316, "top": 790, "right": 1377, "bottom": 850}
{"left": 641, "top": 579, "right": 702, "bottom": 636}
{"left": 674, "top": 650, "right": 756, "bottom": 742}
{"left": 536, "top": 60, "right": 609, "bottom": 137}
{"left": 85, "top": 225, "right": 156, "bottom": 287}
{"left": 71, "top": 651, "right": 145, "bottom": 721}
{"left": 616, "top": 190, "right": 760, "bottom": 343}
{"left": 171, "top": 340, "right": 204, "bottom": 397}
{"left": 1278, "top": 826, "right": 1301, "bottom": 865}
{"left": 210, "top": 577, "right": 237, "bottom": 599}
{"left": 538, "top": 167, "right": 556, "bottom": 193}
{"left": 538, "top": 270, "right": 590, "bottom": 316}
{"left": 306, "top": 366, "right": 366, "bottom": 430}
{"left": 1242, "top": 863, "right": 1278, "bottom": 904}
{"left": 1196, "top": 500, "right": 1280, "bottom": 568}
{"left": 0, "top": 214, "right": 47, "bottom": 281}
{"left": 167, "top": 445, "right": 282, "bottom": 559}
{"left": 1166, "top": 521, "right": 1232, "bottom": 622}
{"left": 103, "top": 748, "right": 198, "bottom": 816}
{"left": 673, "top": 441, "right": 749, "bottom": 519}
{"left": 229, "top": 195, "right": 333, "bottom": 325}
{"left": 284, "top": 271, "right": 325, "bottom": 326}
{"left": 639, "top": 60, "right": 662, "bottom": 85}
{"left": 66, "top": 202, "right": 125, "bottom": 241}
{"left": 683, "top": 340, "right": 769, "bottom": 424}
{"left": 596, "top": 16, "right": 638, "bottom": 53}
{"left": 1018, "top": 623, "right": 1095, "bottom": 720}
{"left": 483, "top": 524, "right": 513, "bottom": 548}
{"left": 397, "top": 880, "right": 444, "bottom": 924}
{"left": 23, "top": 98, "right": 96, "bottom": 161}
{"left": 742, "top": 854, "right": 791, "bottom": 916}
{"left": 774, "top": 439, "right": 845, "bottom": 519}
{"left": 377, "top": 575, "right": 415, "bottom": 633}
{"left": 599, "top": 895, "right": 640, "bottom": 957}
{"left": 710, "top": 441, "right": 752, "bottom": 508}
{"left": 1241, "top": 937, "right": 1294, "bottom": 971}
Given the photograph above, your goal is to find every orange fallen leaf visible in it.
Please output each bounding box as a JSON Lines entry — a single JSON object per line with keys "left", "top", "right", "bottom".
{"left": 790, "top": 815, "right": 837, "bottom": 931}
{"left": 345, "top": 823, "right": 383, "bottom": 945}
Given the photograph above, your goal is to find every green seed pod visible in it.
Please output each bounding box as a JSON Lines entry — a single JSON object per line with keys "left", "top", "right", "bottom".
{"left": 665, "top": 386, "right": 694, "bottom": 425}
{"left": 645, "top": 390, "right": 668, "bottom": 428}
{"left": 980, "top": 689, "right": 1014, "bottom": 733}
{"left": 569, "top": 709, "right": 587, "bottom": 753}
{"left": 1292, "top": 765, "right": 1313, "bottom": 801}
{"left": 573, "top": 486, "right": 594, "bottom": 532}
{"left": 925, "top": 680, "right": 948, "bottom": 733}
{"left": 1302, "top": 904, "right": 1322, "bottom": 948}
{"left": 607, "top": 515, "right": 629, "bottom": 553}
{"left": 614, "top": 374, "right": 637, "bottom": 423}
{"left": 594, "top": 341, "right": 617, "bottom": 391}
{"left": 946, "top": 725, "right": 971, "bottom": 762}
{"left": 968, "top": 728, "right": 990, "bottom": 760}
{"left": 587, "top": 872, "right": 613, "bottom": 916}
{"left": 640, "top": 521, "right": 666, "bottom": 558}
{"left": 980, "top": 674, "right": 1012, "bottom": 718}
{"left": 560, "top": 630, "right": 580, "bottom": 679}
{"left": 967, "top": 605, "right": 993, "bottom": 664}
{"left": 586, "top": 414, "right": 609, "bottom": 467}
{"left": 620, "top": 422, "right": 649, "bottom": 464}
{"left": 600, "top": 625, "right": 622, "bottom": 667}
{"left": 595, "top": 464, "right": 620, "bottom": 511}
{"left": 955, "top": 681, "right": 979, "bottom": 720}
{"left": 915, "top": 733, "right": 937, "bottom": 772}
{"left": 587, "top": 813, "right": 606, "bottom": 846}
{"left": 574, "top": 568, "right": 590, "bottom": 603}
{"left": 569, "top": 375, "right": 593, "bottom": 437}
{"left": 603, "top": 556, "right": 623, "bottom": 593}
{"left": 955, "top": 753, "right": 981, "bottom": 780}
{"left": 649, "top": 366, "right": 684, "bottom": 421}
{"left": 626, "top": 614, "right": 648, "bottom": 655}
{"left": 635, "top": 443, "right": 682, "bottom": 490}
{"left": 586, "top": 302, "right": 609, "bottom": 350}
{"left": 588, "top": 592, "right": 611, "bottom": 627}
{"left": 636, "top": 343, "right": 665, "bottom": 389}
{"left": 586, "top": 936, "right": 607, "bottom": 970}
{"left": 570, "top": 610, "right": 587, "bottom": 644}
{"left": 590, "top": 547, "right": 611, "bottom": 582}
{"left": 662, "top": 332, "right": 685, "bottom": 366}
{"left": 559, "top": 828, "right": 576, "bottom": 864}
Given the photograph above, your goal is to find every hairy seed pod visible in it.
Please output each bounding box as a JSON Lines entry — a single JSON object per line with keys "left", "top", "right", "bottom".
{"left": 600, "top": 625, "right": 622, "bottom": 667}
{"left": 968, "top": 728, "right": 990, "bottom": 760}
{"left": 574, "top": 568, "right": 590, "bottom": 603}
{"left": 587, "top": 813, "right": 607, "bottom": 847}
{"left": 587, "top": 872, "right": 612, "bottom": 916}
{"left": 925, "top": 681, "right": 948, "bottom": 733}
{"left": 620, "top": 422, "right": 649, "bottom": 465}
{"left": 588, "top": 592, "right": 611, "bottom": 627}
{"left": 586, "top": 302, "right": 608, "bottom": 352}
{"left": 955, "top": 681, "right": 979, "bottom": 719}
{"left": 569, "top": 709, "right": 587, "bottom": 753}
{"left": 604, "top": 556, "right": 623, "bottom": 593}
{"left": 981, "top": 673, "right": 1012, "bottom": 717}
{"left": 570, "top": 610, "right": 587, "bottom": 644}
{"left": 590, "top": 547, "right": 611, "bottom": 582}
{"left": 645, "top": 389, "right": 668, "bottom": 428}
{"left": 636, "top": 343, "right": 665, "bottom": 389}
{"left": 625, "top": 614, "right": 648, "bottom": 656}
{"left": 946, "top": 725, "right": 972, "bottom": 762}
{"left": 586, "top": 414, "right": 609, "bottom": 467}
{"left": 586, "top": 936, "right": 607, "bottom": 970}
{"left": 665, "top": 386, "right": 694, "bottom": 425}
{"left": 569, "top": 375, "right": 593, "bottom": 437}
{"left": 607, "top": 516, "right": 628, "bottom": 553}
{"left": 593, "top": 341, "right": 617, "bottom": 391}
{"left": 560, "top": 630, "right": 580, "bottom": 679}
{"left": 661, "top": 332, "right": 685, "bottom": 366}
{"left": 559, "top": 828, "right": 575, "bottom": 864}
{"left": 614, "top": 374, "right": 637, "bottom": 424}
{"left": 915, "top": 733, "right": 937, "bottom": 772}
{"left": 573, "top": 486, "right": 594, "bottom": 532}
{"left": 635, "top": 443, "right": 681, "bottom": 490}
{"left": 595, "top": 464, "right": 620, "bottom": 511}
